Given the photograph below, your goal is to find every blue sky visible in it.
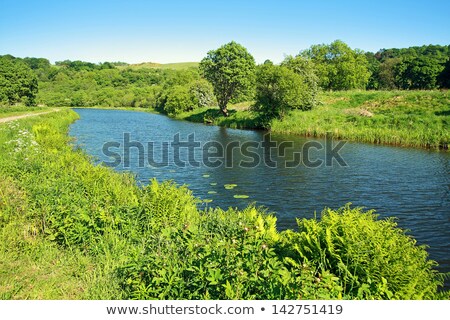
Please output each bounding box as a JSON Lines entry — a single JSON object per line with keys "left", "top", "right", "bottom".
{"left": 1, "top": 0, "right": 449, "bottom": 64}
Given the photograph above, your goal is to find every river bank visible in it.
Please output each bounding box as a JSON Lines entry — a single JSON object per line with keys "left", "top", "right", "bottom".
{"left": 48, "top": 90, "right": 449, "bottom": 150}
{"left": 172, "top": 90, "right": 449, "bottom": 149}
{"left": 0, "top": 109, "right": 448, "bottom": 299}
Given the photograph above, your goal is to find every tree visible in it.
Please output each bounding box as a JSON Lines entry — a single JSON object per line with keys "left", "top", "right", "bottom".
{"left": 397, "top": 57, "right": 445, "bottom": 89}
{"left": 199, "top": 41, "right": 256, "bottom": 116}
{"left": 378, "top": 57, "right": 402, "bottom": 89}
{"left": 163, "top": 85, "right": 197, "bottom": 115}
{"left": 0, "top": 55, "right": 38, "bottom": 106}
{"left": 300, "top": 40, "right": 370, "bottom": 90}
{"left": 189, "top": 79, "right": 216, "bottom": 108}
{"left": 438, "top": 59, "right": 450, "bottom": 88}
{"left": 253, "top": 61, "right": 318, "bottom": 121}
{"left": 281, "top": 55, "right": 319, "bottom": 107}
{"left": 365, "top": 52, "right": 381, "bottom": 89}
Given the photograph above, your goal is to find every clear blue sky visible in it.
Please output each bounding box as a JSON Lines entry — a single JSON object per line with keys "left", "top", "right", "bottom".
{"left": 1, "top": 0, "right": 449, "bottom": 64}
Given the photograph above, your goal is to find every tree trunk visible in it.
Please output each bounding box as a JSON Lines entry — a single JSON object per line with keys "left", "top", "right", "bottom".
{"left": 220, "top": 107, "right": 229, "bottom": 117}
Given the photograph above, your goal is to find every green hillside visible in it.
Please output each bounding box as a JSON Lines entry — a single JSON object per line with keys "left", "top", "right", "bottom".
{"left": 122, "top": 61, "right": 199, "bottom": 70}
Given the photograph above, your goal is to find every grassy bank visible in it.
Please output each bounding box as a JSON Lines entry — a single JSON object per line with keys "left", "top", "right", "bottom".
{"left": 173, "top": 90, "right": 450, "bottom": 149}
{"left": 0, "top": 105, "right": 48, "bottom": 119}
{"left": 0, "top": 110, "right": 447, "bottom": 299}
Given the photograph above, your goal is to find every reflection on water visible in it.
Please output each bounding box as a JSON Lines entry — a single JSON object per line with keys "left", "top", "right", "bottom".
{"left": 70, "top": 108, "right": 450, "bottom": 281}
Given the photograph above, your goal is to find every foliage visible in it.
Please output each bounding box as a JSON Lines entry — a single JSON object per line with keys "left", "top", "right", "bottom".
{"left": 280, "top": 206, "right": 441, "bottom": 299}
{"left": 189, "top": 79, "right": 217, "bottom": 108}
{"left": 368, "top": 44, "right": 450, "bottom": 90}
{"left": 396, "top": 57, "right": 445, "bottom": 89}
{"left": 200, "top": 41, "right": 256, "bottom": 116}
{"left": 439, "top": 59, "right": 450, "bottom": 88}
{"left": 163, "top": 85, "right": 197, "bottom": 115}
{"left": 253, "top": 62, "right": 317, "bottom": 122}
{"left": 300, "top": 40, "right": 371, "bottom": 90}
{"left": 172, "top": 90, "right": 449, "bottom": 149}
{"left": 378, "top": 58, "right": 402, "bottom": 89}
{"left": 281, "top": 56, "right": 320, "bottom": 106}
{"left": 0, "top": 55, "right": 38, "bottom": 106}
{"left": 0, "top": 111, "right": 446, "bottom": 299}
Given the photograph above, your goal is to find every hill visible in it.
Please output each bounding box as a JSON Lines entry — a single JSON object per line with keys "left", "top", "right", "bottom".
{"left": 121, "top": 61, "right": 199, "bottom": 70}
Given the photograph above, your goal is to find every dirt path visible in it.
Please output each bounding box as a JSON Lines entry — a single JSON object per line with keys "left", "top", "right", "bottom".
{"left": 0, "top": 109, "right": 60, "bottom": 124}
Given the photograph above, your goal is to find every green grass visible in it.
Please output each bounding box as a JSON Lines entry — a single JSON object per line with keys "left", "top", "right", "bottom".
{"left": 120, "top": 62, "right": 199, "bottom": 70}
{"left": 173, "top": 90, "right": 450, "bottom": 149}
{"left": 0, "top": 105, "right": 48, "bottom": 119}
{"left": 0, "top": 110, "right": 447, "bottom": 299}
{"left": 271, "top": 90, "right": 450, "bottom": 149}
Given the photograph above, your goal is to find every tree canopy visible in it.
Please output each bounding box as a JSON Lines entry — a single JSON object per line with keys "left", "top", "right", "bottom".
{"left": 1, "top": 41, "right": 449, "bottom": 112}
{"left": 300, "top": 40, "right": 371, "bottom": 90}
{"left": 199, "top": 41, "right": 256, "bottom": 116}
{"left": 367, "top": 44, "right": 450, "bottom": 89}
{"left": 0, "top": 55, "right": 38, "bottom": 106}
{"left": 254, "top": 56, "right": 319, "bottom": 121}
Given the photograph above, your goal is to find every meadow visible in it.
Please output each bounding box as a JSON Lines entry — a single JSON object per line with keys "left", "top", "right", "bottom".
{"left": 0, "top": 110, "right": 447, "bottom": 299}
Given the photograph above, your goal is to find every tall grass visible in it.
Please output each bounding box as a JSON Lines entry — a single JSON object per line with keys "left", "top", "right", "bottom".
{"left": 173, "top": 90, "right": 449, "bottom": 149}
{"left": 0, "top": 110, "right": 447, "bottom": 299}
{"left": 271, "top": 90, "right": 449, "bottom": 149}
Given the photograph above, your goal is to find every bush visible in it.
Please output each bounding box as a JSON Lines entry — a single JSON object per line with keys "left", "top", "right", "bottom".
{"left": 189, "top": 79, "right": 216, "bottom": 108}
{"left": 117, "top": 206, "right": 298, "bottom": 299}
{"left": 163, "top": 85, "right": 197, "bottom": 115}
{"left": 279, "top": 205, "right": 442, "bottom": 299}
{"left": 254, "top": 61, "right": 318, "bottom": 122}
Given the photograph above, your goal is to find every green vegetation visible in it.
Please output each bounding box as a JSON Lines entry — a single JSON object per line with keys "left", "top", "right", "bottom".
{"left": 2, "top": 41, "right": 449, "bottom": 149}
{"left": 0, "top": 55, "right": 38, "bottom": 106}
{"left": 366, "top": 45, "right": 450, "bottom": 90}
{"left": 270, "top": 90, "right": 450, "bottom": 148}
{"left": 200, "top": 41, "right": 256, "bottom": 116}
{"left": 0, "top": 111, "right": 446, "bottom": 299}
{"left": 300, "top": 40, "right": 371, "bottom": 90}
{"left": 254, "top": 57, "right": 319, "bottom": 122}
{"left": 0, "top": 105, "right": 47, "bottom": 119}
{"left": 122, "top": 62, "right": 199, "bottom": 70}
{"left": 173, "top": 90, "right": 449, "bottom": 149}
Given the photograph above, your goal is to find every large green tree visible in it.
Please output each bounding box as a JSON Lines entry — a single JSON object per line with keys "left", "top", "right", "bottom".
{"left": 396, "top": 57, "right": 445, "bottom": 89}
{"left": 199, "top": 41, "right": 256, "bottom": 116}
{"left": 300, "top": 40, "right": 370, "bottom": 90}
{"left": 0, "top": 55, "right": 38, "bottom": 106}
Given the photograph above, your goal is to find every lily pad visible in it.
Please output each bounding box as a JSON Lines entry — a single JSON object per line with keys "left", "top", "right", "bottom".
{"left": 233, "top": 194, "right": 249, "bottom": 199}
{"left": 210, "top": 182, "right": 217, "bottom": 186}
{"left": 207, "top": 191, "right": 217, "bottom": 194}
{"left": 203, "top": 199, "right": 213, "bottom": 203}
{"left": 202, "top": 174, "right": 210, "bottom": 178}
{"left": 224, "top": 184, "right": 238, "bottom": 189}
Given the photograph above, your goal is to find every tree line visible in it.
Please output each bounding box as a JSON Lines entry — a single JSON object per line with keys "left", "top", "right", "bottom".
{"left": 1, "top": 40, "right": 449, "bottom": 119}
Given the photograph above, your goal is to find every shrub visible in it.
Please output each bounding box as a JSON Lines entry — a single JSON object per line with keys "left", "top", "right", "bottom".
{"left": 254, "top": 61, "right": 318, "bottom": 122}
{"left": 279, "top": 205, "right": 442, "bottom": 299}
{"left": 163, "top": 85, "right": 197, "bottom": 115}
{"left": 189, "top": 79, "right": 216, "bottom": 108}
